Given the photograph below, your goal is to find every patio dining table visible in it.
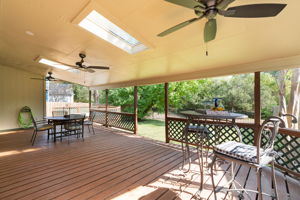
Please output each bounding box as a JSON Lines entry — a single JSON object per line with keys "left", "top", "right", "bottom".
{"left": 180, "top": 110, "right": 248, "bottom": 123}
{"left": 46, "top": 115, "right": 85, "bottom": 142}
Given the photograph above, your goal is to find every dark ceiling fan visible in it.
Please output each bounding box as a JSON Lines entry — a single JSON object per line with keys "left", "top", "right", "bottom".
{"left": 158, "top": 0, "right": 287, "bottom": 43}
{"left": 31, "top": 72, "right": 59, "bottom": 81}
{"left": 73, "top": 53, "right": 110, "bottom": 73}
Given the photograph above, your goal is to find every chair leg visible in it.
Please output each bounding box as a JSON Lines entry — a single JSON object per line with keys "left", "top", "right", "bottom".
{"left": 30, "top": 130, "right": 36, "bottom": 142}
{"left": 92, "top": 125, "right": 95, "bottom": 135}
{"left": 257, "top": 168, "right": 263, "bottom": 200}
{"left": 210, "top": 155, "right": 217, "bottom": 200}
{"left": 180, "top": 142, "right": 186, "bottom": 171}
{"left": 271, "top": 160, "right": 278, "bottom": 199}
{"left": 47, "top": 129, "right": 50, "bottom": 140}
{"left": 87, "top": 125, "right": 91, "bottom": 133}
{"left": 186, "top": 143, "right": 191, "bottom": 172}
{"left": 197, "top": 145, "right": 204, "bottom": 191}
{"left": 31, "top": 130, "right": 38, "bottom": 145}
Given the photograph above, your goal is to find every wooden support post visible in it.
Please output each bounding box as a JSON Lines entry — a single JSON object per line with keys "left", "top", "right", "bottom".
{"left": 134, "top": 86, "right": 138, "bottom": 135}
{"left": 88, "top": 90, "right": 92, "bottom": 116}
{"left": 254, "top": 72, "right": 261, "bottom": 146}
{"left": 165, "top": 83, "right": 170, "bottom": 143}
{"left": 105, "top": 89, "right": 108, "bottom": 127}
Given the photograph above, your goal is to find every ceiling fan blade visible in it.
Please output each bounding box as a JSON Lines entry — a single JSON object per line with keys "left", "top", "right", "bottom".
{"left": 216, "top": 0, "right": 235, "bottom": 10}
{"left": 84, "top": 68, "right": 95, "bottom": 73}
{"left": 204, "top": 19, "right": 217, "bottom": 43}
{"left": 158, "top": 17, "right": 203, "bottom": 37}
{"left": 222, "top": 4, "right": 287, "bottom": 18}
{"left": 164, "top": 0, "right": 205, "bottom": 10}
{"left": 88, "top": 66, "right": 110, "bottom": 70}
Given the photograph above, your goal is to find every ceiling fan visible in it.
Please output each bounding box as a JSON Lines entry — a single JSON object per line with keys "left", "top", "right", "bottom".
{"left": 72, "top": 53, "right": 110, "bottom": 73}
{"left": 158, "top": 0, "right": 287, "bottom": 43}
{"left": 31, "top": 72, "right": 59, "bottom": 81}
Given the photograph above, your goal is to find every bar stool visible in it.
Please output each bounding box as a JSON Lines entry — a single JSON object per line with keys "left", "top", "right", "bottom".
{"left": 181, "top": 115, "right": 211, "bottom": 192}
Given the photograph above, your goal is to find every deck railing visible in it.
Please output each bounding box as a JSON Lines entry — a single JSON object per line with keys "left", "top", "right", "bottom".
{"left": 91, "top": 110, "right": 135, "bottom": 132}
{"left": 166, "top": 117, "right": 300, "bottom": 178}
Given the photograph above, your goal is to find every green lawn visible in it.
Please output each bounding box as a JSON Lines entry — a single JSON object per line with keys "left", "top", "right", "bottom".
{"left": 138, "top": 119, "right": 166, "bottom": 142}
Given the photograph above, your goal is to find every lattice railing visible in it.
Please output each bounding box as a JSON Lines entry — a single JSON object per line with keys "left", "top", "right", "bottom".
{"left": 275, "top": 130, "right": 300, "bottom": 175}
{"left": 93, "top": 110, "right": 106, "bottom": 124}
{"left": 167, "top": 117, "right": 300, "bottom": 177}
{"left": 91, "top": 110, "right": 135, "bottom": 132}
{"left": 167, "top": 117, "right": 254, "bottom": 147}
{"left": 108, "top": 112, "right": 135, "bottom": 131}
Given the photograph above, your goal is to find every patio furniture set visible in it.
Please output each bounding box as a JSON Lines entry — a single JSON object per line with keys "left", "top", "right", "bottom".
{"left": 30, "top": 111, "right": 96, "bottom": 145}
{"left": 180, "top": 110, "right": 297, "bottom": 200}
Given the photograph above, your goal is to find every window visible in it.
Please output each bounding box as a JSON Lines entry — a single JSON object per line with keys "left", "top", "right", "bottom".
{"left": 78, "top": 10, "right": 147, "bottom": 54}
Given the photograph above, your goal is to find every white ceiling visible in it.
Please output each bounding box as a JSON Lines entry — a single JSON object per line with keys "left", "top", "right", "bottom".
{"left": 1, "top": 0, "right": 300, "bottom": 88}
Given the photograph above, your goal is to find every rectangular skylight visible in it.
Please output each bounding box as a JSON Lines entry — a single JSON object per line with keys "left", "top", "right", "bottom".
{"left": 38, "top": 58, "right": 80, "bottom": 73}
{"left": 78, "top": 10, "right": 147, "bottom": 54}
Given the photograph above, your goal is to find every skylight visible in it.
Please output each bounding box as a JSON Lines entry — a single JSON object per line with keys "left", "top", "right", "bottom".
{"left": 78, "top": 10, "right": 147, "bottom": 54}
{"left": 38, "top": 58, "right": 80, "bottom": 73}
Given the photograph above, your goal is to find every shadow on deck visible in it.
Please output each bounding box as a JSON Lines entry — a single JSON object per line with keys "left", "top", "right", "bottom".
{"left": 0, "top": 125, "right": 299, "bottom": 200}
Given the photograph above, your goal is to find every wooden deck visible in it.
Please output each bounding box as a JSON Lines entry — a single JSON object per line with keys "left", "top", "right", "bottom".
{"left": 0, "top": 125, "right": 299, "bottom": 200}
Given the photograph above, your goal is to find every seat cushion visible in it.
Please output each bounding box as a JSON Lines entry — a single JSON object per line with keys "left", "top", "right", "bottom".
{"left": 84, "top": 120, "right": 93, "bottom": 125}
{"left": 188, "top": 125, "right": 209, "bottom": 134}
{"left": 36, "top": 124, "right": 53, "bottom": 131}
{"left": 64, "top": 124, "right": 82, "bottom": 131}
{"left": 214, "top": 141, "right": 273, "bottom": 164}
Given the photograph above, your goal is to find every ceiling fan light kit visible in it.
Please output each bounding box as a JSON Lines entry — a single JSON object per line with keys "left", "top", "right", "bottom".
{"left": 158, "top": 0, "right": 287, "bottom": 48}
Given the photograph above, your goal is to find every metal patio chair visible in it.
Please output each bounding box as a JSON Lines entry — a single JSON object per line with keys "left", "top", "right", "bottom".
{"left": 84, "top": 112, "right": 96, "bottom": 134}
{"left": 210, "top": 116, "right": 292, "bottom": 200}
{"left": 30, "top": 114, "right": 54, "bottom": 145}
{"left": 63, "top": 114, "right": 85, "bottom": 143}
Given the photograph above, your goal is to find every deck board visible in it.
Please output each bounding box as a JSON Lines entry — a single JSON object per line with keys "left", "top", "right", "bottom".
{"left": 0, "top": 126, "right": 298, "bottom": 200}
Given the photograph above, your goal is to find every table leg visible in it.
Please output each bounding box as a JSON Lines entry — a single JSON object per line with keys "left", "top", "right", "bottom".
{"left": 54, "top": 123, "right": 57, "bottom": 142}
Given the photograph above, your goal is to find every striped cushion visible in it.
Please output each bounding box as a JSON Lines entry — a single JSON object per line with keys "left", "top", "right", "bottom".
{"left": 214, "top": 141, "right": 267, "bottom": 163}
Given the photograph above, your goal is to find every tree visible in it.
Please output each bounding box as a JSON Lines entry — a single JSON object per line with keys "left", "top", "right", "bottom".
{"left": 93, "top": 90, "right": 99, "bottom": 104}
{"left": 73, "top": 84, "right": 89, "bottom": 103}
{"left": 287, "top": 68, "right": 300, "bottom": 128}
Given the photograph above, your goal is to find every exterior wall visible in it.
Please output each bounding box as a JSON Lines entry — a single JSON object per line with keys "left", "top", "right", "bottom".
{"left": 0, "top": 65, "right": 44, "bottom": 130}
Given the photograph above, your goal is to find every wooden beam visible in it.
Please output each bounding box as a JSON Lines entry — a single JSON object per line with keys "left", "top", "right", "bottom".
{"left": 134, "top": 86, "right": 138, "bottom": 135}
{"left": 88, "top": 90, "right": 92, "bottom": 116}
{"left": 165, "top": 83, "right": 169, "bottom": 143}
{"left": 254, "top": 72, "right": 261, "bottom": 146}
{"left": 105, "top": 89, "right": 108, "bottom": 127}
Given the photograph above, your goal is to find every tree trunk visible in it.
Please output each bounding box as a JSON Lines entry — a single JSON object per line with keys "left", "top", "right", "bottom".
{"left": 287, "top": 68, "right": 300, "bottom": 129}
{"left": 93, "top": 90, "right": 99, "bottom": 105}
{"left": 276, "top": 70, "right": 288, "bottom": 125}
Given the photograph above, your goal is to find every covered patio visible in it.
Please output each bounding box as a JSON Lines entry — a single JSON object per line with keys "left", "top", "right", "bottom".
{"left": 0, "top": 126, "right": 299, "bottom": 200}
{"left": 1, "top": 0, "right": 300, "bottom": 199}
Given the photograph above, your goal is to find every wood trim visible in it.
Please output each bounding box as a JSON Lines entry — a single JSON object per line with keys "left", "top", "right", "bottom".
{"left": 165, "top": 83, "right": 169, "bottom": 143}
{"left": 88, "top": 90, "right": 92, "bottom": 115}
{"left": 275, "top": 164, "right": 300, "bottom": 179}
{"left": 278, "top": 128, "right": 300, "bottom": 138}
{"left": 90, "top": 109, "right": 135, "bottom": 116}
{"left": 105, "top": 89, "right": 108, "bottom": 127}
{"left": 254, "top": 72, "right": 261, "bottom": 146}
{"left": 134, "top": 86, "right": 138, "bottom": 135}
{"left": 166, "top": 116, "right": 256, "bottom": 129}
